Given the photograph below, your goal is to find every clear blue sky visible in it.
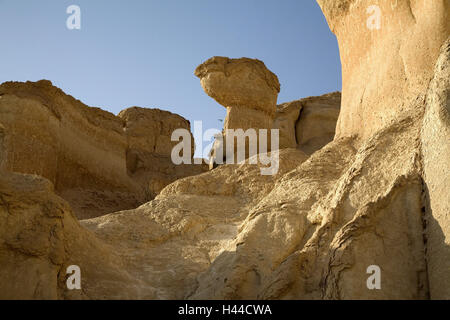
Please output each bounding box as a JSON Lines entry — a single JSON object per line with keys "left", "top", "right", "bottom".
{"left": 0, "top": 0, "right": 341, "bottom": 157}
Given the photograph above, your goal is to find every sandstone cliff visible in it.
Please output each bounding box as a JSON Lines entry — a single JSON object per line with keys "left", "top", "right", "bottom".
{"left": 274, "top": 92, "right": 341, "bottom": 154}
{"left": 0, "top": 80, "right": 206, "bottom": 219}
{"left": 195, "top": 57, "right": 341, "bottom": 166}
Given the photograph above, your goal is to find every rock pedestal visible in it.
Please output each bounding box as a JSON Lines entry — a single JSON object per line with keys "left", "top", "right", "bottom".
{"left": 195, "top": 57, "right": 280, "bottom": 166}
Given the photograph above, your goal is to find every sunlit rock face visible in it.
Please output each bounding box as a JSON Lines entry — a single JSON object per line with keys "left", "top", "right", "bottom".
{"left": 274, "top": 92, "right": 341, "bottom": 154}
{"left": 0, "top": 80, "right": 206, "bottom": 219}
{"left": 0, "top": 123, "right": 5, "bottom": 170}
{"left": 318, "top": 0, "right": 450, "bottom": 140}
{"left": 316, "top": 0, "right": 450, "bottom": 299}
{"left": 421, "top": 38, "right": 450, "bottom": 299}
{"left": 195, "top": 56, "right": 280, "bottom": 118}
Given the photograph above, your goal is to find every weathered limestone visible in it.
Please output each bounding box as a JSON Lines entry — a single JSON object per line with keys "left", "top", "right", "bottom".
{"left": 0, "top": 169, "right": 144, "bottom": 300}
{"left": 314, "top": 0, "right": 450, "bottom": 300}
{"left": 274, "top": 92, "right": 341, "bottom": 154}
{"left": 196, "top": 58, "right": 341, "bottom": 165}
{"left": 295, "top": 92, "right": 341, "bottom": 155}
{"left": 273, "top": 101, "right": 302, "bottom": 149}
{"left": 195, "top": 57, "right": 280, "bottom": 166}
{"left": 0, "top": 0, "right": 448, "bottom": 301}
{"left": 195, "top": 57, "right": 280, "bottom": 122}
{"left": 317, "top": 0, "right": 450, "bottom": 141}
{"left": 118, "top": 107, "right": 194, "bottom": 158}
{"left": 421, "top": 38, "right": 450, "bottom": 299}
{"left": 0, "top": 80, "right": 206, "bottom": 219}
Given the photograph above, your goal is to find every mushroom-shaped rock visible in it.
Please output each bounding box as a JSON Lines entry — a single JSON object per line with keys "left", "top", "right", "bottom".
{"left": 195, "top": 57, "right": 280, "bottom": 166}
{"left": 195, "top": 57, "right": 280, "bottom": 118}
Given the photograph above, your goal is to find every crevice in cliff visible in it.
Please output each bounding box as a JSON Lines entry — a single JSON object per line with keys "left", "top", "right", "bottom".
{"left": 293, "top": 103, "right": 305, "bottom": 147}
{"left": 406, "top": 0, "right": 417, "bottom": 24}
{"left": 420, "top": 177, "right": 431, "bottom": 299}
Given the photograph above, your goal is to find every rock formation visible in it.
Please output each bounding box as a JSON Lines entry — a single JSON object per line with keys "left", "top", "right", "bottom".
{"left": 117, "top": 106, "right": 201, "bottom": 201}
{"left": 421, "top": 37, "right": 450, "bottom": 299}
{"left": 196, "top": 57, "right": 341, "bottom": 166}
{"left": 195, "top": 57, "right": 280, "bottom": 166}
{"left": 318, "top": 0, "right": 450, "bottom": 141}
{"left": 0, "top": 80, "right": 206, "bottom": 219}
{"left": 0, "top": 0, "right": 449, "bottom": 300}
{"left": 195, "top": 57, "right": 280, "bottom": 130}
{"left": 274, "top": 92, "right": 341, "bottom": 154}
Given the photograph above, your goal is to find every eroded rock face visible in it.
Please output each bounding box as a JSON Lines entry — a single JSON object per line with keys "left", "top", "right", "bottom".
{"left": 317, "top": 0, "right": 450, "bottom": 140}
{"left": 0, "top": 123, "right": 5, "bottom": 169}
{"left": 0, "top": 170, "right": 146, "bottom": 300}
{"left": 0, "top": 0, "right": 449, "bottom": 301}
{"left": 313, "top": 0, "right": 450, "bottom": 299}
{"left": 274, "top": 92, "right": 341, "bottom": 154}
{"left": 118, "top": 107, "right": 194, "bottom": 158}
{"left": 421, "top": 38, "right": 450, "bottom": 299}
{"left": 195, "top": 57, "right": 280, "bottom": 117}
{"left": 197, "top": 58, "right": 341, "bottom": 166}
{"left": 117, "top": 107, "right": 204, "bottom": 200}
{"left": 0, "top": 80, "right": 206, "bottom": 219}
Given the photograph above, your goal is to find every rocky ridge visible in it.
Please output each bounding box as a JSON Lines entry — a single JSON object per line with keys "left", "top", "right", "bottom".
{"left": 0, "top": 80, "right": 206, "bottom": 219}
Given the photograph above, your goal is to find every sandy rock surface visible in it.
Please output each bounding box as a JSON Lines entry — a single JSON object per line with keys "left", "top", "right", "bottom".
{"left": 274, "top": 92, "right": 341, "bottom": 154}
